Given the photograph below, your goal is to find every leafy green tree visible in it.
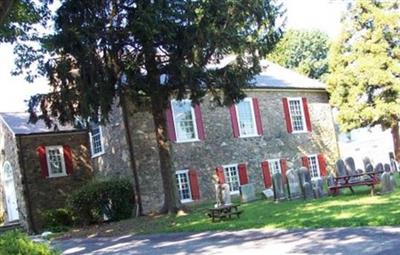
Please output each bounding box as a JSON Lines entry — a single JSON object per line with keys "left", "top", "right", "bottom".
{"left": 26, "top": 0, "right": 283, "bottom": 213}
{"left": 267, "top": 29, "right": 330, "bottom": 80}
{"left": 327, "top": 0, "right": 400, "bottom": 159}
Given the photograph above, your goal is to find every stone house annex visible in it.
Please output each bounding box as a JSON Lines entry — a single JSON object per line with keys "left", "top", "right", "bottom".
{"left": 95, "top": 61, "right": 340, "bottom": 213}
{"left": 0, "top": 113, "right": 93, "bottom": 232}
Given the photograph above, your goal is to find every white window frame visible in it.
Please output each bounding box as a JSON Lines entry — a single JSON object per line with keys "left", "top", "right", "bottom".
{"left": 175, "top": 169, "right": 193, "bottom": 203}
{"left": 171, "top": 99, "right": 199, "bottom": 143}
{"left": 223, "top": 164, "right": 241, "bottom": 195}
{"left": 307, "top": 154, "right": 321, "bottom": 179}
{"left": 268, "top": 159, "right": 282, "bottom": 175}
{"left": 235, "top": 97, "right": 259, "bottom": 138}
{"left": 287, "top": 97, "right": 307, "bottom": 133}
{"left": 45, "top": 146, "right": 67, "bottom": 178}
{"left": 89, "top": 124, "right": 105, "bottom": 158}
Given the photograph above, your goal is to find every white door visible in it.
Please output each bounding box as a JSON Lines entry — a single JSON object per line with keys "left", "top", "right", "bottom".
{"left": 3, "top": 162, "right": 19, "bottom": 221}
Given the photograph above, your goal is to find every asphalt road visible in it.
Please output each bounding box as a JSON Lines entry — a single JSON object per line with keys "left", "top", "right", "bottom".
{"left": 53, "top": 227, "right": 400, "bottom": 255}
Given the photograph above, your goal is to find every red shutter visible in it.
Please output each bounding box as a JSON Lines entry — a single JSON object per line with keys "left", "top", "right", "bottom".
{"left": 261, "top": 161, "right": 272, "bottom": 188}
{"left": 282, "top": 98, "right": 293, "bottom": 133}
{"left": 280, "top": 159, "right": 288, "bottom": 184}
{"left": 215, "top": 166, "right": 225, "bottom": 184}
{"left": 301, "top": 156, "right": 310, "bottom": 169}
{"left": 252, "top": 97, "right": 263, "bottom": 135}
{"left": 238, "top": 163, "right": 249, "bottom": 185}
{"left": 63, "top": 145, "right": 73, "bottom": 175}
{"left": 188, "top": 169, "right": 200, "bottom": 200}
{"left": 194, "top": 103, "right": 205, "bottom": 140}
{"left": 318, "top": 154, "right": 327, "bottom": 177}
{"left": 302, "top": 97, "right": 312, "bottom": 132}
{"left": 37, "top": 145, "right": 49, "bottom": 178}
{"left": 165, "top": 101, "right": 177, "bottom": 142}
{"left": 229, "top": 104, "right": 240, "bottom": 138}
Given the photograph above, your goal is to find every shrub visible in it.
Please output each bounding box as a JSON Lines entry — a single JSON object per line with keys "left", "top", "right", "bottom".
{"left": 42, "top": 208, "right": 74, "bottom": 232}
{"left": 68, "top": 179, "right": 134, "bottom": 224}
{"left": 0, "top": 230, "right": 59, "bottom": 255}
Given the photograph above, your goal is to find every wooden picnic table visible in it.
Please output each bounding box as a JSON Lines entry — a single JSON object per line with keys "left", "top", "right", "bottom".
{"left": 328, "top": 171, "right": 381, "bottom": 196}
{"left": 207, "top": 204, "right": 243, "bottom": 222}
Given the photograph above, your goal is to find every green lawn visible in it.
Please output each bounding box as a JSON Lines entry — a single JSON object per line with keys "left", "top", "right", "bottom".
{"left": 63, "top": 176, "right": 400, "bottom": 238}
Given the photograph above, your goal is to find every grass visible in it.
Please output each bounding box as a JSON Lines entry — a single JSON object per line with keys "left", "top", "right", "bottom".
{"left": 61, "top": 175, "right": 400, "bottom": 238}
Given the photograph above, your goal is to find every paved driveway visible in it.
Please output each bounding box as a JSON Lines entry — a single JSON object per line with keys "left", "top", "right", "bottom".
{"left": 54, "top": 227, "right": 400, "bottom": 255}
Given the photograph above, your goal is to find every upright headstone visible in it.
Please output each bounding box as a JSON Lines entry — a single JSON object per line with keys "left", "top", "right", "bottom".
{"left": 286, "top": 169, "right": 302, "bottom": 199}
{"left": 381, "top": 171, "right": 394, "bottom": 194}
{"left": 336, "top": 159, "right": 348, "bottom": 177}
{"left": 390, "top": 174, "right": 397, "bottom": 189}
{"left": 312, "top": 177, "right": 325, "bottom": 198}
{"left": 375, "top": 163, "right": 384, "bottom": 173}
{"left": 384, "top": 163, "right": 391, "bottom": 173}
{"left": 344, "top": 157, "right": 357, "bottom": 175}
{"left": 365, "top": 163, "right": 374, "bottom": 173}
{"left": 298, "top": 167, "right": 314, "bottom": 199}
{"left": 272, "top": 172, "right": 286, "bottom": 201}
{"left": 262, "top": 188, "right": 274, "bottom": 200}
{"left": 363, "top": 157, "right": 373, "bottom": 170}
{"left": 240, "top": 183, "right": 257, "bottom": 203}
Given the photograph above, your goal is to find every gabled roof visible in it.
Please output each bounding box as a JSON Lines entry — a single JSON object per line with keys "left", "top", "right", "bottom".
{"left": 253, "top": 60, "right": 326, "bottom": 89}
{"left": 0, "top": 112, "right": 77, "bottom": 135}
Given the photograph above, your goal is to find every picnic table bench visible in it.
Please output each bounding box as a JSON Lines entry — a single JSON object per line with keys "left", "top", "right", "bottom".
{"left": 328, "top": 171, "right": 380, "bottom": 196}
{"left": 207, "top": 204, "right": 243, "bottom": 222}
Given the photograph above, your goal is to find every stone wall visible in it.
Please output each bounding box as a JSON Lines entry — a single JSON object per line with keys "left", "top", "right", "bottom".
{"left": 17, "top": 131, "right": 93, "bottom": 232}
{"left": 0, "top": 120, "right": 28, "bottom": 229}
{"left": 127, "top": 89, "right": 339, "bottom": 212}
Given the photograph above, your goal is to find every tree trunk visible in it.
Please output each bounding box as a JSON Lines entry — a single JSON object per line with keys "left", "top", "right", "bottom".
{"left": 151, "top": 95, "right": 181, "bottom": 214}
{"left": 0, "top": 0, "right": 15, "bottom": 25}
{"left": 391, "top": 116, "right": 400, "bottom": 162}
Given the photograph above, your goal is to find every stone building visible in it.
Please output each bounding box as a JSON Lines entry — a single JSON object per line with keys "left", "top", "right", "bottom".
{"left": 0, "top": 113, "right": 93, "bottom": 232}
{"left": 95, "top": 61, "right": 340, "bottom": 213}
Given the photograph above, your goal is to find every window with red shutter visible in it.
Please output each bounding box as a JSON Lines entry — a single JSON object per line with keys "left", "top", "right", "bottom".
{"left": 229, "top": 105, "right": 240, "bottom": 138}
{"left": 194, "top": 104, "right": 206, "bottom": 140}
{"left": 261, "top": 161, "right": 272, "bottom": 188}
{"left": 280, "top": 159, "right": 288, "bottom": 184}
{"left": 188, "top": 169, "right": 200, "bottom": 200}
{"left": 302, "top": 97, "right": 312, "bottom": 132}
{"left": 238, "top": 163, "right": 249, "bottom": 185}
{"left": 175, "top": 170, "right": 193, "bottom": 202}
{"left": 282, "top": 98, "right": 293, "bottom": 133}
{"left": 37, "top": 145, "right": 49, "bottom": 178}
{"left": 63, "top": 145, "right": 73, "bottom": 176}
{"left": 317, "top": 154, "right": 327, "bottom": 177}
{"left": 170, "top": 99, "right": 203, "bottom": 143}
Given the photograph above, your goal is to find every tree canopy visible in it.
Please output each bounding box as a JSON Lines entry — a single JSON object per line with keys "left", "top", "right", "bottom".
{"left": 327, "top": 0, "right": 400, "bottom": 158}
{"left": 267, "top": 29, "right": 330, "bottom": 80}
{"left": 23, "top": 0, "right": 283, "bottom": 213}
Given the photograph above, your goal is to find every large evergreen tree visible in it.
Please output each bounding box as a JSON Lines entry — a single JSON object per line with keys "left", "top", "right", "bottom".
{"left": 26, "top": 0, "right": 283, "bottom": 213}
{"left": 327, "top": 0, "right": 400, "bottom": 159}
{"left": 267, "top": 29, "right": 330, "bottom": 80}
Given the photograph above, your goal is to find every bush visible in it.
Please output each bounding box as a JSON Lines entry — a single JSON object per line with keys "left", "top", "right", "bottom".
{"left": 68, "top": 179, "right": 134, "bottom": 224}
{"left": 0, "top": 230, "right": 59, "bottom": 255}
{"left": 42, "top": 208, "right": 74, "bottom": 232}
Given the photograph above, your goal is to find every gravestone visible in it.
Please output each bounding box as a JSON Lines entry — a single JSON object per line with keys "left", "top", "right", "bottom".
{"left": 381, "top": 171, "right": 394, "bottom": 194}
{"left": 336, "top": 159, "right": 348, "bottom": 177}
{"left": 363, "top": 157, "right": 373, "bottom": 169}
{"left": 344, "top": 157, "right": 357, "bottom": 175}
{"left": 262, "top": 188, "right": 274, "bottom": 199}
{"left": 375, "top": 163, "right": 384, "bottom": 173}
{"left": 365, "top": 163, "right": 374, "bottom": 173}
{"left": 384, "top": 163, "right": 391, "bottom": 172}
{"left": 312, "top": 177, "right": 325, "bottom": 198}
{"left": 240, "top": 183, "right": 257, "bottom": 203}
{"left": 272, "top": 172, "right": 286, "bottom": 201}
{"left": 298, "top": 167, "right": 314, "bottom": 199}
{"left": 286, "top": 169, "right": 302, "bottom": 199}
{"left": 390, "top": 174, "right": 397, "bottom": 189}
{"left": 326, "top": 173, "right": 335, "bottom": 187}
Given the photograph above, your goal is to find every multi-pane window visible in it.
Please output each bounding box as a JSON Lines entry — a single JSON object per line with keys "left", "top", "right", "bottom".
{"left": 172, "top": 100, "right": 198, "bottom": 142}
{"left": 288, "top": 98, "right": 306, "bottom": 132}
{"left": 223, "top": 164, "right": 240, "bottom": 193}
{"left": 46, "top": 146, "right": 66, "bottom": 178}
{"left": 90, "top": 124, "right": 105, "bottom": 157}
{"left": 236, "top": 98, "right": 257, "bottom": 137}
{"left": 268, "top": 159, "right": 282, "bottom": 175}
{"left": 175, "top": 170, "right": 192, "bottom": 202}
{"left": 308, "top": 155, "right": 320, "bottom": 178}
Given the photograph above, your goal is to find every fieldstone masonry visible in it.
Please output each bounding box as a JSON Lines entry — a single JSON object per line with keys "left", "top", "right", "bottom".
{"left": 99, "top": 89, "right": 339, "bottom": 213}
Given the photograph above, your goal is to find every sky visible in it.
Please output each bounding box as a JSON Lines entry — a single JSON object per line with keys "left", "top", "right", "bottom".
{"left": 0, "top": 0, "right": 347, "bottom": 113}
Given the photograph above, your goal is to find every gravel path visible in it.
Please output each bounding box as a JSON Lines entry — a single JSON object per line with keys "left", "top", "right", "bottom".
{"left": 53, "top": 227, "right": 400, "bottom": 255}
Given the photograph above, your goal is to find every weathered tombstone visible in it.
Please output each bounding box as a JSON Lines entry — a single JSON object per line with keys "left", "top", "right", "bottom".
{"left": 336, "top": 159, "right": 348, "bottom": 177}
{"left": 286, "top": 169, "right": 302, "bottom": 199}
{"left": 312, "top": 177, "right": 325, "bottom": 198}
{"left": 240, "top": 183, "right": 256, "bottom": 203}
{"left": 365, "top": 163, "right": 374, "bottom": 173}
{"left": 298, "top": 167, "right": 314, "bottom": 199}
{"left": 363, "top": 157, "right": 373, "bottom": 169}
{"left": 375, "top": 163, "right": 384, "bottom": 173}
{"left": 381, "top": 171, "right": 394, "bottom": 194}
{"left": 326, "top": 173, "right": 335, "bottom": 187}
{"left": 384, "top": 163, "right": 391, "bottom": 172}
{"left": 262, "top": 188, "right": 274, "bottom": 199}
{"left": 390, "top": 174, "right": 397, "bottom": 189}
{"left": 272, "top": 172, "right": 286, "bottom": 201}
{"left": 344, "top": 157, "right": 357, "bottom": 175}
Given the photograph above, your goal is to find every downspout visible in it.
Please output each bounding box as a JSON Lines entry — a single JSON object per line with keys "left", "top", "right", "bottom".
{"left": 16, "top": 136, "right": 36, "bottom": 233}
{"left": 120, "top": 94, "right": 143, "bottom": 216}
